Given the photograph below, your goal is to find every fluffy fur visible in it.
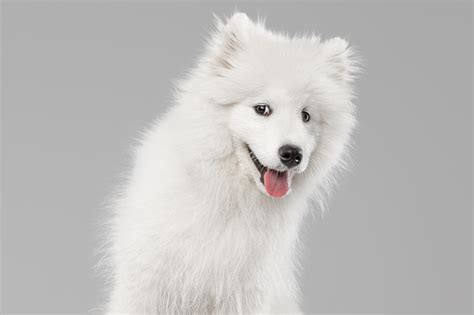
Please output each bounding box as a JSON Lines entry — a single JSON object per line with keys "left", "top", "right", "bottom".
{"left": 103, "top": 13, "right": 358, "bottom": 314}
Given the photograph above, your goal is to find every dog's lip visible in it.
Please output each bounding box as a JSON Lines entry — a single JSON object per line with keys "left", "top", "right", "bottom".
{"left": 246, "top": 144, "right": 287, "bottom": 184}
{"left": 247, "top": 145, "right": 266, "bottom": 184}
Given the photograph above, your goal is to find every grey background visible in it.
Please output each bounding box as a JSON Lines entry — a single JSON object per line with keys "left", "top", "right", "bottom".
{"left": 1, "top": 1, "right": 472, "bottom": 314}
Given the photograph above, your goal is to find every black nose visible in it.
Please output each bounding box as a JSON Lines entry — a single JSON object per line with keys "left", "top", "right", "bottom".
{"left": 278, "top": 145, "right": 303, "bottom": 168}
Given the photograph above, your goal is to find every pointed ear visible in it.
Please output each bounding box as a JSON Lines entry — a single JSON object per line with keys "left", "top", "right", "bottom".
{"left": 205, "top": 12, "right": 253, "bottom": 75}
{"left": 320, "top": 37, "right": 359, "bottom": 82}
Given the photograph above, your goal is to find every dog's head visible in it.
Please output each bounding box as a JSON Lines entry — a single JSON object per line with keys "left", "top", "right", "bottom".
{"left": 192, "top": 13, "right": 358, "bottom": 199}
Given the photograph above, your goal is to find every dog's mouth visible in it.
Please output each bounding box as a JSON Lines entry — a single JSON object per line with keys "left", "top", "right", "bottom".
{"left": 247, "top": 145, "right": 290, "bottom": 198}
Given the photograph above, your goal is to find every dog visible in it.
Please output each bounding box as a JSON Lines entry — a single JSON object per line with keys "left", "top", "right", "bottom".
{"left": 104, "top": 12, "right": 358, "bottom": 314}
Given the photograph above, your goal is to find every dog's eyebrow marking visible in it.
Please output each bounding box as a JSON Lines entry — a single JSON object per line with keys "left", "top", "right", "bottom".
{"left": 220, "top": 101, "right": 239, "bottom": 107}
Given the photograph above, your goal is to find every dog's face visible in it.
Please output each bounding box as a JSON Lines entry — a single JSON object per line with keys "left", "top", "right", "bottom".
{"left": 199, "top": 13, "right": 358, "bottom": 198}
{"left": 228, "top": 88, "right": 319, "bottom": 198}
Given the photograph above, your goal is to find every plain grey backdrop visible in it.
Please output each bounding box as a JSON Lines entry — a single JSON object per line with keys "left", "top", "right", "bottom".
{"left": 1, "top": 1, "right": 472, "bottom": 314}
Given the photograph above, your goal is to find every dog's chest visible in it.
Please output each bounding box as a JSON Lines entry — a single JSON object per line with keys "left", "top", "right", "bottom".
{"left": 172, "top": 216, "right": 285, "bottom": 311}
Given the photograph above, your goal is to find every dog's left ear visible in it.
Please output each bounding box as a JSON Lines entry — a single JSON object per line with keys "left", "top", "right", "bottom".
{"left": 320, "top": 37, "right": 359, "bottom": 83}
{"left": 205, "top": 12, "right": 253, "bottom": 75}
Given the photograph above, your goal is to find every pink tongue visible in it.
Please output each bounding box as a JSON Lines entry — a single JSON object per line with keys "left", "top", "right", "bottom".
{"left": 263, "top": 170, "right": 289, "bottom": 198}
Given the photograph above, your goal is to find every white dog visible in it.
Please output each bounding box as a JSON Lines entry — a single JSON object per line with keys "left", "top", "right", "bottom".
{"left": 104, "top": 12, "right": 358, "bottom": 314}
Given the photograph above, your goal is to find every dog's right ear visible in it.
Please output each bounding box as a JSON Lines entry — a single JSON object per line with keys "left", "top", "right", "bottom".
{"left": 204, "top": 12, "right": 252, "bottom": 75}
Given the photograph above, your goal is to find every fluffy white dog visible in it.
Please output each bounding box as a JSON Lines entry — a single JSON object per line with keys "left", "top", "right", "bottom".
{"left": 104, "top": 12, "right": 358, "bottom": 314}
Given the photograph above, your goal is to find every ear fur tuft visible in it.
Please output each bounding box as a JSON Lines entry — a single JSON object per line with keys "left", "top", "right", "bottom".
{"left": 322, "top": 37, "right": 360, "bottom": 82}
{"left": 207, "top": 12, "right": 252, "bottom": 73}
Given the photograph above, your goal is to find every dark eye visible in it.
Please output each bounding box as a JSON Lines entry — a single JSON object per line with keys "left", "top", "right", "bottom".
{"left": 254, "top": 104, "right": 272, "bottom": 116}
{"left": 302, "top": 110, "right": 311, "bottom": 122}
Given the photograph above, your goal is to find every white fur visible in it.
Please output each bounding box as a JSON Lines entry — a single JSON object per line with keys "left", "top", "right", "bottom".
{"left": 103, "top": 13, "right": 359, "bottom": 314}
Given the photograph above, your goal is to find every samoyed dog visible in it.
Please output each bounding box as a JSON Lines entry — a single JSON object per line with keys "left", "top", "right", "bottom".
{"left": 104, "top": 12, "right": 358, "bottom": 314}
